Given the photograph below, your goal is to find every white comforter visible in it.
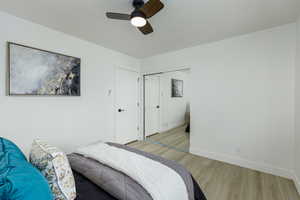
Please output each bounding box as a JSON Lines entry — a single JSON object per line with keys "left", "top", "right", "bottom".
{"left": 76, "top": 142, "right": 189, "bottom": 200}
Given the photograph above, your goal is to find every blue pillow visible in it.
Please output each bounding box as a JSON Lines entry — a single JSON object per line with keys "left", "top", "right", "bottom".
{"left": 0, "top": 138, "right": 53, "bottom": 200}
{"left": 0, "top": 138, "right": 26, "bottom": 160}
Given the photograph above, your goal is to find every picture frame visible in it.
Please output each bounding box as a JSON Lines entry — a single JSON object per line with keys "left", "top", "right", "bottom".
{"left": 171, "top": 79, "right": 183, "bottom": 98}
{"left": 8, "top": 42, "right": 81, "bottom": 96}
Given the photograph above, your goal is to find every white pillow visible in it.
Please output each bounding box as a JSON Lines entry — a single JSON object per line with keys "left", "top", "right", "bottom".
{"left": 29, "top": 139, "right": 76, "bottom": 200}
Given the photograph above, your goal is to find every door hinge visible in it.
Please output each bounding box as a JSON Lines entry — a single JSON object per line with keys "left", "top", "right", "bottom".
{"left": 137, "top": 126, "right": 140, "bottom": 131}
{"left": 137, "top": 102, "right": 140, "bottom": 107}
{"left": 137, "top": 77, "right": 140, "bottom": 82}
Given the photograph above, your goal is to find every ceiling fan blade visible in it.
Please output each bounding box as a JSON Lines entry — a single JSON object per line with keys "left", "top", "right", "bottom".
{"left": 140, "top": 0, "right": 164, "bottom": 18}
{"left": 106, "top": 12, "right": 131, "bottom": 20}
{"left": 138, "top": 21, "right": 153, "bottom": 35}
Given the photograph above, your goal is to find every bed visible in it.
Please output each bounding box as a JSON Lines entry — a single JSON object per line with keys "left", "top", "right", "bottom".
{"left": 70, "top": 142, "right": 207, "bottom": 200}
{"left": 1, "top": 137, "right": 207, "bottom": 200}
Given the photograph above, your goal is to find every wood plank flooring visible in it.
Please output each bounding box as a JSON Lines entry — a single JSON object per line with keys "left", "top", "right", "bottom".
{"left": 146, "top": 125, "right": 190, "bottom": 152}
{"left": 128, "top": 127, "right": 300, "bottom": 200}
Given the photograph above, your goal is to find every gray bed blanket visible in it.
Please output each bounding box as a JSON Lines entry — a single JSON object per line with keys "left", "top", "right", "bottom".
{"left": 68, "top": 142, "right": 196, "bottom": 200}
{"left": 68, "top": 153, "right": 152, "bottom": 200}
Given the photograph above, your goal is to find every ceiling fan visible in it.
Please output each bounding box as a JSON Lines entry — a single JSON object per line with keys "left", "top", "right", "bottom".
{"left": 106, "top": 0, "right": 164, "bottom": 35}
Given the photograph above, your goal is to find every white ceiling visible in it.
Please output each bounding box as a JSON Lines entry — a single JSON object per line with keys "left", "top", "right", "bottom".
{"left": 0, "top": 0, "right": 299, "bottom": 58}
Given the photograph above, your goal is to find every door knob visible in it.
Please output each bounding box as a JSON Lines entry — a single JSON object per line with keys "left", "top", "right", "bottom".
{"left": 118, "top": 108, "right": 125, "bottom": 112}
{"left": 156, "top": 105, "right": 160, "bottom": 109}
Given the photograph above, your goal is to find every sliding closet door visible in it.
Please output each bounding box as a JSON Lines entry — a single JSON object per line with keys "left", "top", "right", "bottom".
{"left": 145, "top": 75, "right": 161, "bottom": 137}
{"left": 115, "top": 68, "right": 140, "bottom": 144}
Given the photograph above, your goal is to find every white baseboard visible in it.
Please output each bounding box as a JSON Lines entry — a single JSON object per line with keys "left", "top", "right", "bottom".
{"left": 160, "top": 122, "right": 186, "bottom": 133}
{"left": 293, "top": 174, "right": 300, "bottom": 195}
{"left": 190, "top": 147, "right": 293, "bottom": 179}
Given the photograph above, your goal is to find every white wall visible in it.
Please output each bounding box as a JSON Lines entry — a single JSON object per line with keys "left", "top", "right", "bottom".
{"left": 141, "top": 24, "right": 296, "bottom": 178}
{"left": 0, "top": 12, "right": 140, "bottom": 156}
{"left": 294, "top": 16, "right": 300, "bottom": 191}
{"left": 159, "top": 70, "right": 190, "bottom": 132}
{"left": 0, "top": 10, "right": 297, "bottom": 181}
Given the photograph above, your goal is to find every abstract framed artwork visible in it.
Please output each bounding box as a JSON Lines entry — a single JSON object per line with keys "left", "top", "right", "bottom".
{"left": 171, "top": 79, "right": 183, "bottom": 98}
{"left": 8, "top": 42, "right": 81, "bottom": 96}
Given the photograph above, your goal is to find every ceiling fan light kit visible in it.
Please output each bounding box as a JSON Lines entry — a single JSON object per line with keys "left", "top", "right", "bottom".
{"left": 130, "top": 10, "right": 147, "bottom": 27}
{"left": 106, "top": 0, "right": 164, "bottom": 35}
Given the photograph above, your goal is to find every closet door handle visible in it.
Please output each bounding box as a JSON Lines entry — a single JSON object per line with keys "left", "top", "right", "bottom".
{"left": 118, "top": 109, "right": 125, "bottom": 112}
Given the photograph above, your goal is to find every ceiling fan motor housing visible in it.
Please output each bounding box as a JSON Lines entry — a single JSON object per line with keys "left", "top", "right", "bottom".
{"left": 133, "top": 0, "right": 145, "bottom": 9}
{"left": 131, "top": 10, "right": 146, "bottom": 19}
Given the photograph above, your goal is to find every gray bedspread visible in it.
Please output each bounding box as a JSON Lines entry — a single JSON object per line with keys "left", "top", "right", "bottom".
{"left": 68, "top": 153, "right": 152, "bottom": 200}
{"left": 68, "top": 142, "right": 197, "bottom": 200}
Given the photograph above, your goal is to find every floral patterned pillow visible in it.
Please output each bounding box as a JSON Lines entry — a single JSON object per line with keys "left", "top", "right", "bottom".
{"left": 29, "top": 140, "right": 76, "bottom": 200}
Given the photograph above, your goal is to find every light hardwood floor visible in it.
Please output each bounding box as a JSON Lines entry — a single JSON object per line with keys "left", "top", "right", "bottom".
{"left": 146, "top": 125, "right": 190, "bottom": 152}
{"left": 128, "top": 127, "right": 300, "bottom": 200}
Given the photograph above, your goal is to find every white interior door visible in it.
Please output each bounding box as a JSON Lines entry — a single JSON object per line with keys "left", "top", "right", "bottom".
{"left": 145, "top": 75, "right": 160, "bottom": 137}
{"left": 115, "top": 68, "right": 139, "bottom": 144}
